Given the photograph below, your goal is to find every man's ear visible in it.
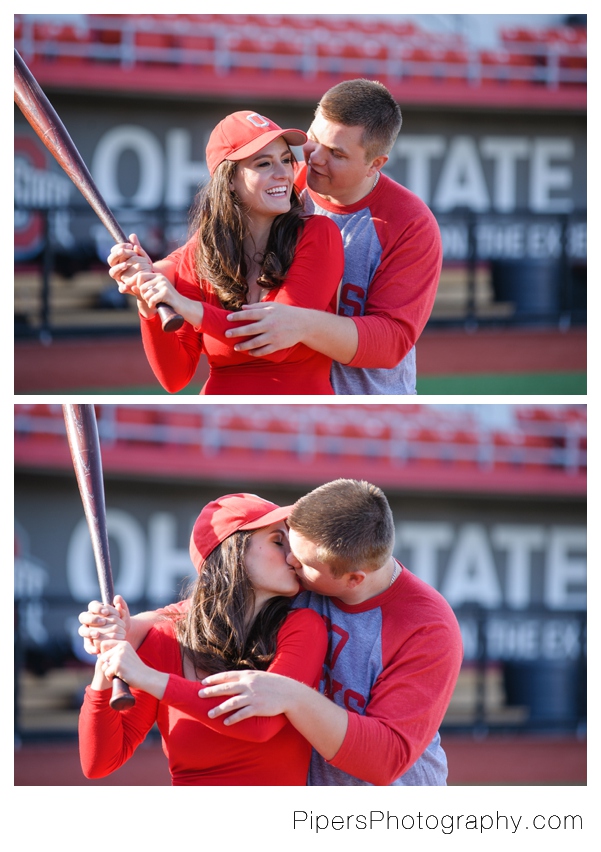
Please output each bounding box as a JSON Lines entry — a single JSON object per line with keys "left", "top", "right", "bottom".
{"left": 346, "top": 571, "right": 367, "bottom": 589}
{"left": 368, "top": 155, "right": 388, "bottom": 176}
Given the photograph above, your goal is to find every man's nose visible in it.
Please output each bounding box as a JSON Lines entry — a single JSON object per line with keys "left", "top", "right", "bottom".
{"left": 303, "top": 140, "right": 320, "bottom": 163}
{"left": 308, "top": 145, "right": 326, "bottom": 166}
{"left": 287, "top": 551, "right": 301, "bottom": 569}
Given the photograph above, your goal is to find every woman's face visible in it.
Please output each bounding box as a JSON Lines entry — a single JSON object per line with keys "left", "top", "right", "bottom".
{"left": 244, "top": 521, "right": 300, "bottom": 608}
{"left": 230, "top": 137, "right": 295, "bottom": 225}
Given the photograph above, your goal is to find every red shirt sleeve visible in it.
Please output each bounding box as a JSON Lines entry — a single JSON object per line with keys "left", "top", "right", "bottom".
{"left": 136, "top": 237, "right": 205, "bottom": 392}
{"left": 347, "top": 196, "right": 442, "bottom": 369}
{"left": 157, "top": 599, "right": 189, "bottom": 616}
{"left": 78, "top": 684, "right": 162, "bottom": 778}
{"left": 159, "top": 608, "right": 327, "bottom": 742}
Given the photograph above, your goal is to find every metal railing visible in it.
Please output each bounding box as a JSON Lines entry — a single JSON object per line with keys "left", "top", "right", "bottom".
{"left": 15, "top": 14, "right": 587, "bottom": 89}
{"left": 14, "top": 403, "right": 587, "bottom": 476}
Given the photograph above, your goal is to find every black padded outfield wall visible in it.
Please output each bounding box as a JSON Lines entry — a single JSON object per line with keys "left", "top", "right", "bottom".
{"left": 14, "top": 96, "right": 586, "bottom": 265}
{"left": 15, "top": 471, "right": 586, "bottom": 665}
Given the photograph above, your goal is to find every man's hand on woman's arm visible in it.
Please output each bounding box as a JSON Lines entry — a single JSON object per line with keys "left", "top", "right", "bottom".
{"left": 198, "top": 669, "right": 349, "bottom": 761}
{"left": 225, "top": 303, "right": 359, "bottom": 365}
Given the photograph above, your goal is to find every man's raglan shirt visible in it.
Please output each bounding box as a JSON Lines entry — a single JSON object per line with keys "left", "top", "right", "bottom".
{"left": 297, "top": 163, "right": 442, "bottom": 395}
{"left": 292, "top": 563, "right": 463, "bottom": 786}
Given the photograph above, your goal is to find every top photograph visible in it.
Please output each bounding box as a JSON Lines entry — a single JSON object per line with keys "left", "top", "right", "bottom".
{"left": 14, "top": 13, "right": 586, "bottom": 396}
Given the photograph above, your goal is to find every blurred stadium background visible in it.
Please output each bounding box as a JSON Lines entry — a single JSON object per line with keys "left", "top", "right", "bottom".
{"left": 15, "top": 402, "right": 586, "bottom": 784}
{"left": 14, "top": 13, "right": 586, "bottom": 395}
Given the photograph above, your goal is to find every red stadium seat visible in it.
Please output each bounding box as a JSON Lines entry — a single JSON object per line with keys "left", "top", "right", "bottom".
{"left": 282, "top": 15, "right": 320, "bottom": 32}
{"left": 226, "top": 35, "right": 267, "bottom": 71}
{"left": 135, "top": 32, "right": 172, "bottom": 48}
{"left": 134, "top": 30, "right": 175, "bottom": 65}
{"left": 54, "top": 24, "right": 91, "bottom": 65}
{"left": 162, "top": 409, "right": 204, "bottom": 430}
{"left": 315, "top": 39, "right": 349, "bottom": 75}
{"left": 15, "top": 404, "right": 69, "bottom": 448}
{"left": 23, "top": 21, "right": 91, "bottom": 65}
{"left": 389, "top": 20, "right": 419, "bottom": 39}
{"left": 479, "top": 50, "right": 536, "bottom": 86}
{"left": 356, "top": 19, "right": 391, "bottom": 37}
{"left": 320, "top": 17, "right": 356, "bottom": 35}
{"left": 115, "top": 407, "right": 157, "bottom": 425}
{"left": 541, "top": 26, "right": 586, "bottom": 47}
{"left": 448, "top": 430, "right": 481, "bottom": 466}
{"left": 500, "top": 27, "right": 540, "bottom": 46}
{"left": 91, "top": 19, "right": 122, "bottom": 45}
{"left": 177, "top": 34, "right": 216, "bottom": 67}
{"left": 403, "top": 48, "right": 436, "bottom": 83}
{"left": 269, "top": 38, "right": 308, "bottom": 75}
{"left": 178, "top": 34, "right": 214, "bottom": 49}
{"left": 433, "top": 49, "right": 470, "bottom": 83}
{"left": 558, "top": 51, "right": 587, "bottom": 78}
{"left": 159, "top": 409, "right": 204, "bottom": 447}
{"left": 88, "top": 17, "right": 123, "bottom": 63}
{"left": 479, "top": 51, "right": 506, "bottom": 85}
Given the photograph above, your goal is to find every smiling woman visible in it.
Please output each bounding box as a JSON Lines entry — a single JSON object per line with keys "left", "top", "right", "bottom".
{"left": 105, "top": 110, "right": 345, "bottom": 396}
{"left": 230, "top": 138, "right": 297, "bottom": 236}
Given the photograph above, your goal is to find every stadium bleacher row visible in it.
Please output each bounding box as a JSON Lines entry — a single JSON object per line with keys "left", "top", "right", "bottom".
{"left": 14, "top": 404, "right": 587, "bottom": 478}
{"left": 15, "top": 14, "right": 587, "bottom": 91}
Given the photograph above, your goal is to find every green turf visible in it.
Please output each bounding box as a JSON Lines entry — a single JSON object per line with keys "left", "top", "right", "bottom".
{"left": 36, "top": 371, "right": 586, "bottom": 396}
{"left": 416, "top": 372, "right": 586, "bottom": 395}
{"left": 54, "top": 385, "right": 205, "bottom": 395}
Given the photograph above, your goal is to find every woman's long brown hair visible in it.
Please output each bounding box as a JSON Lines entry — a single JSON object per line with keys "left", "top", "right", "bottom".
{"left": 173, "top": 530, "right": 291, "bottom": 677}
{"left": 190, "top": 155, "right": 306, "bottom": 310}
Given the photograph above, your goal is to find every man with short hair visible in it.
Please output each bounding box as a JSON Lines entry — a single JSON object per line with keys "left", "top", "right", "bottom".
{"left": 200, "top": 479, "right": 463, "bottom": 786}
{"left": 224, "top": 80, "right": 443, "bottom": 395}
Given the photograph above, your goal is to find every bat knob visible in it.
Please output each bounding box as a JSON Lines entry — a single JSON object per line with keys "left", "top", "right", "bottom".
{"left": 110, "top": 677, "right": 136, "bottom": 711}
{"left": 157, "top": 303, "right": 184, "bottom": 332}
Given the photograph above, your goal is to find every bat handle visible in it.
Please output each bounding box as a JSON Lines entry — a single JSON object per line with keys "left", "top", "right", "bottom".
{"left": 110, "top": 677, "right": 136, "bottom": 711}
{"left": 157, "top": 302, "right": 185, "bottom": 332}
{"left": 107, "top": 227, "right": 184, "bottom": 333}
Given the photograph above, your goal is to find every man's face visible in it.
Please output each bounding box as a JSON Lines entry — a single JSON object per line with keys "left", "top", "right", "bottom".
{"left": 303, "top": 110, "right": 376, "bottom": 205}
{"left": 287, "top": 528, "right": 348, "bottom": 597}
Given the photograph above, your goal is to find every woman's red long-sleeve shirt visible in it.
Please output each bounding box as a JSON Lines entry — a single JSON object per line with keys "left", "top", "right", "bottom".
{"left": 140, "top": 215, "right": 344, "bottom": 395}
{"left": 78, "top": 608, "right": 327, "bottom": 786}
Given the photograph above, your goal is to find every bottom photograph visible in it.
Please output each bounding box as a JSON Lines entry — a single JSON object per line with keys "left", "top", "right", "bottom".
{"left": 14, "top": 402, "right": 586, "bottom": 786}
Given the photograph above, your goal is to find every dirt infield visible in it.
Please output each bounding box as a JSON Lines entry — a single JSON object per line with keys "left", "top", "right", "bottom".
{"left": 14, "top": 735, "right": 585, "bottom": 786}
{"left": 14, "top": 326, "right": 586, "bottom": 393}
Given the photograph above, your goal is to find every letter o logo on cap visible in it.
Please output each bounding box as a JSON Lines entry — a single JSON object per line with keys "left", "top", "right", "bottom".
{"left": 246, "top": 113, "right": 270, "bottom": 128}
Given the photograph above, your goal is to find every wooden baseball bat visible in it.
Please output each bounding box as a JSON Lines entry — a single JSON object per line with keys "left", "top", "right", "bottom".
{"left": 63, "top": 404, "right": 135, "bottom": 711}
{"left": 14, "top": 48, "right": 184, "bottom": 333}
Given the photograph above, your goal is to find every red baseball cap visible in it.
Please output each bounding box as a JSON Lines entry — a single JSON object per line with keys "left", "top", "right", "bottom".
{"left": 205, "top": 110, "right": 307, "bottom": 176}
{"left": 190, "top": 493, "right": 293, "bottom": 572}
